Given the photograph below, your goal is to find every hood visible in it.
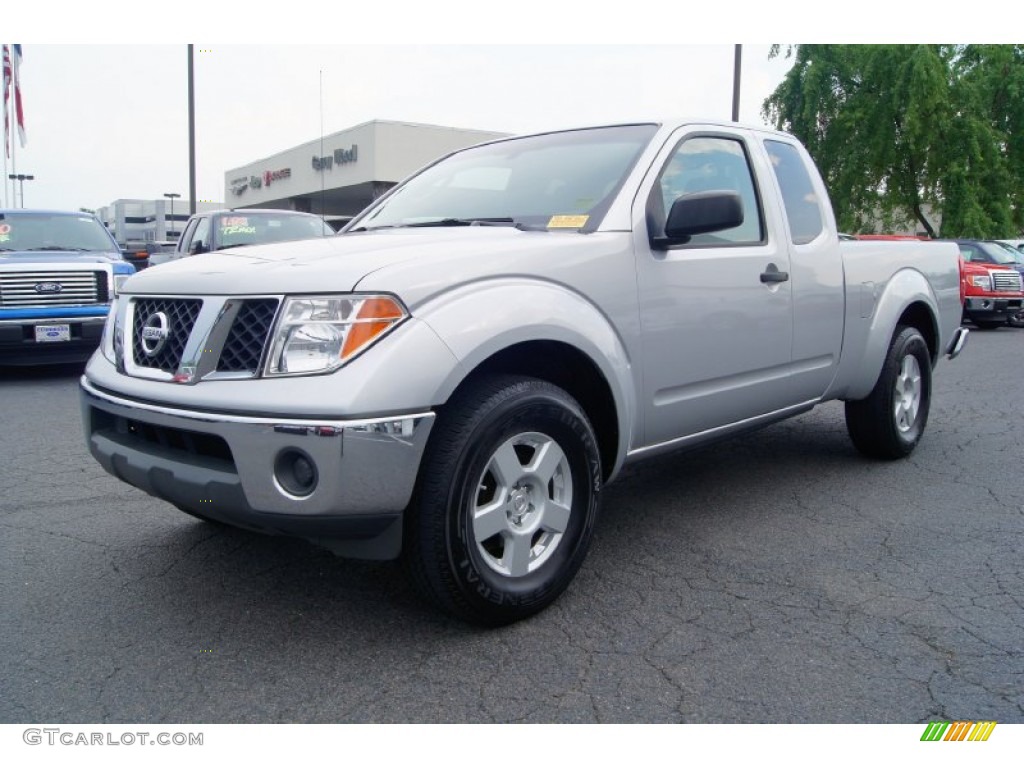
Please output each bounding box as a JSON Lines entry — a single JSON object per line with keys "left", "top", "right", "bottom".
{"left": 0, "top": 249, "right": 125, "bottom": 266}
{"left": 120, "top": 227, "right": 575, "bottom": 296}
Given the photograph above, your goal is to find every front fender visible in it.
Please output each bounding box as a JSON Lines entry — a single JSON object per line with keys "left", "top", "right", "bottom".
{"left": 418, "top": 278, "right": 637, "bottom": 477}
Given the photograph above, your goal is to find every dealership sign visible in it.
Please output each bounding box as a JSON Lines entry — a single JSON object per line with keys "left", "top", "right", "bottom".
{"left": 313, "top": 144, "right": 359, "bottom": 172}
{"left": 230, "top": 168, "right": 290, "bottom": 196}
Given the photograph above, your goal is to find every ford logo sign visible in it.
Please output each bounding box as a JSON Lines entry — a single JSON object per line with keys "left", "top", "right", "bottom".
{"left": 140, "top": 311, "right": 171, "bottom": 357}
{"left": 34, "top": 282, "right": 64, "bottom": 294}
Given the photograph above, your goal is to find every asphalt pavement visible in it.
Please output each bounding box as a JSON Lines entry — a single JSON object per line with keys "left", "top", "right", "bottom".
{"left": 1, "top": 329, "right": 1021, "bottom": 723}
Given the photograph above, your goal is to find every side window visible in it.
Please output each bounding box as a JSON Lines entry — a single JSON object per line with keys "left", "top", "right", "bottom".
{"left": 649, "top": 136, "right": 764, "bottom": 246}
{"left": 959, "top": 245, "right": 977, "bottom": 262}
{"left": 764, "top": 140, "right": 824, "bottom": 245}
{"left": 179, "top": 219, "right": 199, "bottom": 252}
{"left": 190, "top": 217, "right": 211, "bottom": 254}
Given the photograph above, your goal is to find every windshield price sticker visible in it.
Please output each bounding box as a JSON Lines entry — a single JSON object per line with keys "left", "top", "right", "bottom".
{"left": 547, "top": 215, "right": 589, "bottom": 229}
{"left": 0, "top": 223, "right": 10, "bottom": 242}
{"left": 221, "top": 216, "right": 255, "bottom": 236}
{"left": 35, "top": 324, "right": 71, "bottom": 343}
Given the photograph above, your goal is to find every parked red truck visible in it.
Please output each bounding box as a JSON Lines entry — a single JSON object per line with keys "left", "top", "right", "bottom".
{"left": 955, "top": 240, "right": 1024, "bottom": 329}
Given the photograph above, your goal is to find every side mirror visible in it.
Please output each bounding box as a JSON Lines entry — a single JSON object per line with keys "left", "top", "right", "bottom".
{"left": 189, "top": 240, "right": 208, "bottom": 256}
{"left": 657, "top": 190, "right": 744, "bottom": 247}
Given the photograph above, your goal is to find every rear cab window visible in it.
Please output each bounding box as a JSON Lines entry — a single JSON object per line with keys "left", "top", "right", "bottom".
{"left": 764, "top": 139, "right": 825, "bottom": 245}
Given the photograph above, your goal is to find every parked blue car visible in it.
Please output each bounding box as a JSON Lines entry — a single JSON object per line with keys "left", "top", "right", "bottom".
{"left": 0, "top": 209, "right": 135, "bottom": 365}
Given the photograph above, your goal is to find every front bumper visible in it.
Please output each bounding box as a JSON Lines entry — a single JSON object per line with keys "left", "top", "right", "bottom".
{"left": 963, "top": 296, "right": 1023, "bottom": 322}
{"left": 0, "top": 314, "right": 107, "bottom": 365}
{"left": 81, "top": 377, "right": 435, "bottom": 558}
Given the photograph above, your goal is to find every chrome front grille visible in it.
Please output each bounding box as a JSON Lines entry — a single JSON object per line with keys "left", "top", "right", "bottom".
{"left": 0, "top": 270, "right": 105, "bottom": 307}
{"left": 124, "top": 296, "right": 279, "bottom": 381}
{"left": 217, "top": 299, "right": 279, "bottom": 373}
{"left": 131, "top": 298, "right": 203, "bottom": 373}
{"left": 991, "top": 270, "right": 1023, "bottom": 292}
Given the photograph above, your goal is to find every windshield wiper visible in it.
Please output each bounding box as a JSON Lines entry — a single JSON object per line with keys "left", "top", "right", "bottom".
{"left": 21, "top": 246, "right": 91, "bottom": 251}
{"left": 404, "top": 217, "right": 515, "bottom": 228}
{"left": 356, "top": 217, "right": 546, "bottom": 232}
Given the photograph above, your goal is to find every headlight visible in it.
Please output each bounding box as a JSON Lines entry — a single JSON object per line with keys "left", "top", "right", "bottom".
{"left": 265, "top": 295, "right": 407, "bottom": 376}
{"left": 969, "top": 275, "right": 992, "bottom": 291}
{"left": 100, "top": 297, "right": 121, "bottom": 364}
{"left": 111, "top": 263, "right": 135, "bottom": 296}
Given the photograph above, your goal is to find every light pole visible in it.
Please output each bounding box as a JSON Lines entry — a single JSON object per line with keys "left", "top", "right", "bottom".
{"left": 731, "top": 45, "right": 742, "bottom": 122}
{"left": 163, "top": 192, "right": 181, "bottom": 240}
{"left": 8, "top": 174, "right": 34, "bottom": 208}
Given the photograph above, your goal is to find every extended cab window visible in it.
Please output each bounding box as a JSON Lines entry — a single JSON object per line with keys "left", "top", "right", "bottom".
{"left": 649, "top": 136, "right": 763, "bottom": 246}
{"left": 764, "top": 140, "right": 824, "bottom": 245}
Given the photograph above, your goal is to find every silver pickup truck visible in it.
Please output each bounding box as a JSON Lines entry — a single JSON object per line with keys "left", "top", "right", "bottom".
{"left": 80, "top": 121, "right": 966, "bottom": 625}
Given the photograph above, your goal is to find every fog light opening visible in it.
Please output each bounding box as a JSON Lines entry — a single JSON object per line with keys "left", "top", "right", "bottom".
{"left": 274, "top": 449, "right": 319, "bottom": 497}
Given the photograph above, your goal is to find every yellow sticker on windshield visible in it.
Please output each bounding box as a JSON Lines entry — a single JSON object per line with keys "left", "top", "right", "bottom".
{"left": 221, "top": 225, "right": 256, "bottom": 236}
{"left": 547, "top": 215, "right": 589, "bottom": 229}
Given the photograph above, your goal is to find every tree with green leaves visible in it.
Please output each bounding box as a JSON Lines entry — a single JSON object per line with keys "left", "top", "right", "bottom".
{"left": 763, "top": 45, "right": 1024, "bottom": 238}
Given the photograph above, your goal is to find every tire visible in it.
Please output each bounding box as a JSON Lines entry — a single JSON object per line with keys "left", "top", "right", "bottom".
{"left": 973, "top": 320, "right": 1003, "bottom": 330}
{"left": 404, "top": 375, "right": 602, "bottom": 626}
{"left": 845, "top": 325, "right": 931, "bottom": 460}
{"left": 1006, "top": 311, "right": 1024, "bottom": 329}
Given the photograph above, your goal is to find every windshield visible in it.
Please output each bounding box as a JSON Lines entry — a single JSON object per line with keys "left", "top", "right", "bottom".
{"left": 991, "top": 241, "right": 1024, "bottom": 265}
{"left": 354, "top": 124, "right": 659, "bottom": 231}
{"left": 977, "top": 242, "right": 1019, "bottom": 265}
{"left": 0, "top": 212, "right": 117, "bottom": 252}
{"left": 216, "top": 213, "right": 331, "bottom": 249}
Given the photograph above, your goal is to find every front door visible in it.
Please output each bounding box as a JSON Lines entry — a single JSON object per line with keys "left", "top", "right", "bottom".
{"left": 634, "top": 130, "right": 795, "bottom": 448}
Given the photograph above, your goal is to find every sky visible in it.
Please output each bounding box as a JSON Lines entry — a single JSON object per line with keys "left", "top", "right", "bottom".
{"left": 1, "top": 44, "right": 794, "bottom": 212}
{"left": 3, "top": 3, "right": 1008, "bottom": 213}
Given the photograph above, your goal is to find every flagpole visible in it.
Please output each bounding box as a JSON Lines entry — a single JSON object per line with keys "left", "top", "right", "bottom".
{"left": 9, "top": 44, "right": 19, "bottom": 207}
{"left": 2, "top": 121, "right": 8, "bottom": 208}
{"left": 2, "top": 44, "right": 9, "bottom": 208}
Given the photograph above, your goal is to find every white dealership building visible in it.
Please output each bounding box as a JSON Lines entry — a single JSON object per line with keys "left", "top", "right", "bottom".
{"left": 224, "top": 120, "right": 508, "bottom": 227}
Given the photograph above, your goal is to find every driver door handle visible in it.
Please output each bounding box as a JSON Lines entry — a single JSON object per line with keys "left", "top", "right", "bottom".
{"left": 760, "top": 263, "right": 790, "bottom": 284}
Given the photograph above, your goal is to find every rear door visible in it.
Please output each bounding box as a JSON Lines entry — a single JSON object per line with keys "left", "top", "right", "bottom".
{"left": 760, "top": 138, "right": 844, "bottom": 403}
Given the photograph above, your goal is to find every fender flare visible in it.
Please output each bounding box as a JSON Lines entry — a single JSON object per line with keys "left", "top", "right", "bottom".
{"left": 840, "top": 268, "right": 939, "bottom": 401}
{"left": 417, "top": 278, "right": 637, "bottom": 477}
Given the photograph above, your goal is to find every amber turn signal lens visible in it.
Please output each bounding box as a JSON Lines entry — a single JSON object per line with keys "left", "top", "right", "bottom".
{"left": 340, "top": 297, "right": 406, "bottom": 360}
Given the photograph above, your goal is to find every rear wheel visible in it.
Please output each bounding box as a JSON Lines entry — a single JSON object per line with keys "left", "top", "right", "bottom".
{"left": 404, "top": 375, "right": 602, "bottom": 626}
{"left": 845, "top": 325, "right": 931, "bottom": 460}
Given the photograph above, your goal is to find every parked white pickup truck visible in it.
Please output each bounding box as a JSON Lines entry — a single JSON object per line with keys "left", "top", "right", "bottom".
{"left": 81, "top": 121, "right": 966, "bottom": 625}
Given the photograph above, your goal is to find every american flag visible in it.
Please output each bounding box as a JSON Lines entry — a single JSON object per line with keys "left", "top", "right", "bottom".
{"left": 11, "top": 44, "right": 25, "bottom": 148}
{"left": 1, "top": 45, "right": 10, "bottom": 157}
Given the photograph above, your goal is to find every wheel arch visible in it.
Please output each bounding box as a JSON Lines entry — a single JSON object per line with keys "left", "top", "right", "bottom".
{"left": 838, "top": 269, "right": 942, "bottom": 401}
{"left": 436, "top": 340, "right": 622, "bottom": 481}
{"left": 416, "top": 280, "right": 637, "bottom": 480}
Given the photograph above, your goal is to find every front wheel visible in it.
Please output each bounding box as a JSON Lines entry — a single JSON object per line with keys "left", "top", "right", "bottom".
{"left": 404, "top": 375, "right": 602, "bottom": 626}
{"left": 845, "top": 325, "right": 932, "bottom": 460}
{"left": 1006, "top": 311, "right": 1024, "bottom": 329}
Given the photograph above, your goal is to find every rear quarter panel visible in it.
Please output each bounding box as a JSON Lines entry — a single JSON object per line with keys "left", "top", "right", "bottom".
{"left": 825, "top": 240, "right": 962, "bottom": 401}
